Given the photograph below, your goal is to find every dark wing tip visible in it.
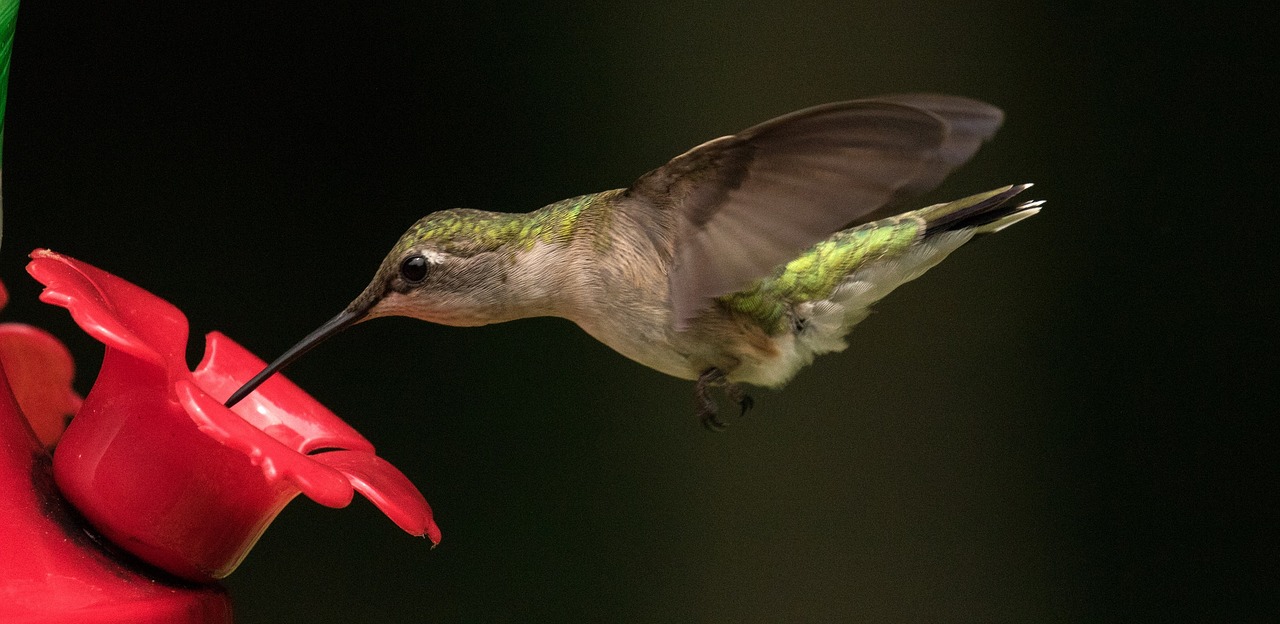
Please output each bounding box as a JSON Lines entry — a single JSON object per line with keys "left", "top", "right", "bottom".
{"left": 874, "top": 93, "right": 1005, "bottom": 141}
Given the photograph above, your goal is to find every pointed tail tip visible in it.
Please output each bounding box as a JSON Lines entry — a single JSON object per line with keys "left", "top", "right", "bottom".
{"left": 972, "top": 194, "right": 1044, "bottom": 234}
{"left": 924, "top": 183, "right": 1042, "bottom": 234}
{"left": 983, "top": 183, "right": 1043, "bottom": 233}
{"left": 998, "top": 182, "right": 1034, "bottom": 198}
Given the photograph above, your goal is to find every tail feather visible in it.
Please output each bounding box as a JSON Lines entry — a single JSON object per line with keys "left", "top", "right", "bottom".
{"left": 921, "top": 183, "right": 1041, "bottom": 235}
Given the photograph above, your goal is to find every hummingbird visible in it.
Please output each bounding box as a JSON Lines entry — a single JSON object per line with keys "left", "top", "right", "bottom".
{"left": 225, "top": 93, "right": 1040, "bottom": 430}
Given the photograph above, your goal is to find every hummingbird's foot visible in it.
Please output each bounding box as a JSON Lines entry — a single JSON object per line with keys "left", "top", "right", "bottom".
{"left": 725, "top": 383, "right": 754, "bottom": 418}
{"left": 695, "top": 368, "right": 752, "bottom": 431}
{"left": 700, "top": 405, "right": 727, "bottom": 432}
{"left": 696, "top": 374, "right": 726, "bottom": 432}
{"left": 695, "top": 368, "right": 726, "bottom": 431}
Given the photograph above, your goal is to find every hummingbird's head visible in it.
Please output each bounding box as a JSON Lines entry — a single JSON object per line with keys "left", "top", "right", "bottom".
{"left": 354, "top": 208, "right": 525, "bottom": 327}
{"left": 224, "top": 208, "right": 560, "bottom": 408}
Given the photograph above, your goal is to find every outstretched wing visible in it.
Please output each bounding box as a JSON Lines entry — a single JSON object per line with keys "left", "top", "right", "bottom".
{"left": 622, "top": 94, "right": 1003, "bottom": 328}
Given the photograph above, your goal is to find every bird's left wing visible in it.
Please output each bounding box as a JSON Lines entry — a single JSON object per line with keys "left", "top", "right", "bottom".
{"left": 620, "top": 94, "right": 1004, "bottom": 328}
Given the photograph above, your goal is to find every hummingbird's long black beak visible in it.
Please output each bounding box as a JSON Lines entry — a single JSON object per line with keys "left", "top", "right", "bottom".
{"left": 223, "top": 304, "right": 370, "bottom": 408}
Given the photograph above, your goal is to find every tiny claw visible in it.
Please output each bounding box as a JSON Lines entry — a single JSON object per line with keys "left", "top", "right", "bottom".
{"left": 702, "top": 412, "right": 727, "bottom": 432}
{"left": 692, "top": 368, "right": 755, "bottom": 432}
{"left": 722, "top": 381, "right": 753, "bottom": 418}
{"left": 695, "top": 367, "right": 729, "bottom": 432}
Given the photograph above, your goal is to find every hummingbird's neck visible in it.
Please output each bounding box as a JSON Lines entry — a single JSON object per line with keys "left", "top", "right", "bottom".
{"left": 465, "top": 193, "right": 610, "bottom": 324}
{"left": 495, "top": 242, "right": 582, "bottom": 321}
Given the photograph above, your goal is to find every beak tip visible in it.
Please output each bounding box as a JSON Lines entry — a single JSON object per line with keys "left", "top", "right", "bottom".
{"left": 221, "top": 306, "right": 369, "bottom": 409}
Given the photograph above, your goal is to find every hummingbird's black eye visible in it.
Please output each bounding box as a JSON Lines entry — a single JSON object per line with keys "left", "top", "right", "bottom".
{"left": 400, "top": 255, "right": 429, "bottom": 284}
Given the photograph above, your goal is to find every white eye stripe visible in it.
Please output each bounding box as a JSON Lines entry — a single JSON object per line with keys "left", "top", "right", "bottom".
{"left": 419, "top": 250, "right": 447, "bottom": 264}
{"left": 399, "top": 250, "right": 448, "bottom": 285}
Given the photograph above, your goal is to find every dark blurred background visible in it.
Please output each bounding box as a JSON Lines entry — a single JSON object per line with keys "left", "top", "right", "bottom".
{"left": 2, "top": 2, "right": 1272, "bottom": 622}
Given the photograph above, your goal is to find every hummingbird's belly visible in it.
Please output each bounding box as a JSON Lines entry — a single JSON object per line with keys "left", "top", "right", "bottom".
{"left": 577, "top": 321, "right": 702, "bottom": 381}
{"left": 573, "top": 309, "right": 806, "bottom": 388}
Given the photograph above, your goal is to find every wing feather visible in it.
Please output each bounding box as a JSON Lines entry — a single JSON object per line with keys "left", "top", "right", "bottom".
{"left": 622, "top": 94, "right": 1004, "bottom": 328}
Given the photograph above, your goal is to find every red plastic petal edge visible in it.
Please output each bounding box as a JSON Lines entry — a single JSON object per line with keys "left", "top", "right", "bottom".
{"left": 26, "top": 249, "right": 187, "bottom": 369}
{"left": 311, "top": 450, "right": 441, "bottom": 543}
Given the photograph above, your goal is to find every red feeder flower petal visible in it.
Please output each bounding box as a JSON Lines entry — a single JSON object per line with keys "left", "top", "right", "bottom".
{"left": 0, "top": 280, "right": 82, "bottom": 446}
{"left": 25, "top": 249, "right": 439, "bottom": 583}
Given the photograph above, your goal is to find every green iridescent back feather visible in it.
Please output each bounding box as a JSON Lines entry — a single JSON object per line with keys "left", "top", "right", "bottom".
{"left": 719, "top": 215, "right": 925, "bottom": 332}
